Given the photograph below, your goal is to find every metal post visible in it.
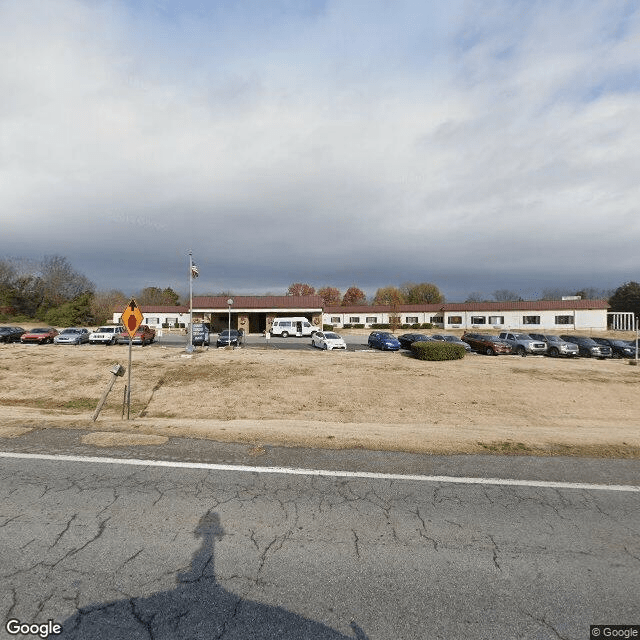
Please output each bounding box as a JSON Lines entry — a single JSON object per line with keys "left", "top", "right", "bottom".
{"left": 187, "top": 250, "right": 194, "bottom": 353}
{"left": 127, "top": 337, "right": 132, "bottom": 419}
{"left": 227, "top": 298, "right": 233, "bottom": 348}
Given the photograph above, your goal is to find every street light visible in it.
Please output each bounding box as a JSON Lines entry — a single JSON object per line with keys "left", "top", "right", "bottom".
{"left": 227, "top": 298, "right": 233, "bottom": 349}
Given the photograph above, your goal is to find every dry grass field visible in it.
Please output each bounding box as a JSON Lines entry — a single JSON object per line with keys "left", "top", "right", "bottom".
{"left": 1, "top": 328, "right": 640, "bottom": 458}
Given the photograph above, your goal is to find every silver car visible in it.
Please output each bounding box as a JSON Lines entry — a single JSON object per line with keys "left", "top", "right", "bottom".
{"left": 529, "top": 333, "right": 579, "bottom": 358}
{"left": 53, "top": 328, "right": 90, "bottom": 345}
{"left": 498, "top": 332, "right": 547, "bottom": 356}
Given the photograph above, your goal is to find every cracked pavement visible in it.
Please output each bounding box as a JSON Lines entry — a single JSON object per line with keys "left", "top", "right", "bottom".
{"left": 0, "top": 453, "right": 638, "bottom": 639}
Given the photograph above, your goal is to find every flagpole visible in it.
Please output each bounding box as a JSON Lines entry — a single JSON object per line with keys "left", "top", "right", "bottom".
{"left": 187, "top": 249, "right": 194, "bottom": 353}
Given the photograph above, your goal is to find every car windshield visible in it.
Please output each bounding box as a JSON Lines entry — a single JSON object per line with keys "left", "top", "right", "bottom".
{"left": 31, "top": 329, "right": 49, "bottom": 333}
{"left": 610, "top": 340, "right": 629, "bottom": 347}
{"left": 97, "top": 327, "right": 114, "bottom": 333}
{"left": 61, "top": 329, "right": 79, "bottom": 334}
{"left": 220, "top": 330, "right": 238, "bottom": 336}
{"left": 325, "top": 332, "right": 340, "bottom": 339}
{"left": 513, "top": 333, "right": 532, "bottom": 340}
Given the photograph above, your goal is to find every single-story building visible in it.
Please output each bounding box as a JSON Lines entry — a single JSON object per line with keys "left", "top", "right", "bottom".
{"left": 112, "top": 297, "right": 618, "bottom": 333}
{"left": 324, "top": 299, "right": 611, "bottom": 331}
{"left": 113, "top": 296, "right": 323, "bottom": 333}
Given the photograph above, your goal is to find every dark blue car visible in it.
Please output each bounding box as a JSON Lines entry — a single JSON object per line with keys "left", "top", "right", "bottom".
{"left": 367, "top": 331, "right": 401, "bottom": 351}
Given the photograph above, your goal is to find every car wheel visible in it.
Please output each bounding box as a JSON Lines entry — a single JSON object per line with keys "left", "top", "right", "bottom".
{"left": 612, "top": 352, "right": 621, "bottom": 359}
{"left": 516, "top": 346, "right": 526, "bottom": 356}
{"left": 485, "top": 347, "right": 495, "bottom": 356}
{"left": 323, "top": 343, "right": 328, "bottom": 350}
{"left": 281, "top": 331, "right": 289, "bottom": 338}
{"left": 549, "top": 347, "right": 559, "bottom": 357}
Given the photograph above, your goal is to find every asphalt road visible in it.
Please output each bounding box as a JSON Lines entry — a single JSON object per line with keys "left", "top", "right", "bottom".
{"left": 1, "top": 446, "right": 638, "bottom": 640}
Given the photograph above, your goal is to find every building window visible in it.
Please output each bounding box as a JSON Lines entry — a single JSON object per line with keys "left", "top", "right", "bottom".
{"left": 331, "top": 317, "right": 341, "bottom": 324}
{"left": 448, "top": 316, "right": 462, "bottom": 325}
{"left": 365, "top": 317, "right": 378, "bottom": 324}
{"left": 488, "top": 316, "right": 504, "bottom": 325}
{"left": 555, "top": 315, "right": 573, "bottom": 324}
{"left": 167, "top": 317, "right": 177, "bottom": 326}
{"left": 430, "top": 316, "right": 444, "bottom": 324}
{"left": 349, "top": 317, "right": 360, "bottom": 323}
{"left": 471, "top": 316, "right": 486, "bottom": 324}
{"left": 523, "top": 316, "right": 540, "bottom": 325}
{"left": 405, "top": 316, "right": 419, "bottom": 324}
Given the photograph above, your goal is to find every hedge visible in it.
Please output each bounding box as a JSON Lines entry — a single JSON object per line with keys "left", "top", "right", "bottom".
{"left": 411, "top": 341, "right": 466, "bottom": 361}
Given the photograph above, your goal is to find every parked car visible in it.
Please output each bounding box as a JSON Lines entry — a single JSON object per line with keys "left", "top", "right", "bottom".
{"left": 367, "top": 331, "right": 401, "bottom": 351}
{"left": 431, "top": 334, "right": 473, "bottom": 351}
{"left": 528, "top": 333, "right": 579, "bottom": 358}
{"left": 461, "top": 333, "right": 512, "bottom": 355}
{"left": 0, "top": 326, "right": 25, "bottom": 343}
{"left": 89, "top": 325, "right": 125, "bottom": 345}
{"left": 396, "top": 333, "right": 435, "bottom": 350}
{"left": 311, "top": 331, "right": 347, "bottom": 350}
{"left": 591, "top": 337, "right": 637, "bottom": 359}
{"left": 191, "top": 323, "right": 210, "bottom": 346}
{"left": 20, "top": 327, "right": 59, "bottom": 344}
{"left": 54, "top": 327, "right": 90, "bottom": 345}
{"left": 217, "top": 329, "right": 242, "bottom": 347}
{"left": 498, "top": 332, "right": 547, "bottom": 356}
{"left": 117, "top": 324, "right": 156, "bottom": 346}
{"left": 559, "top": 335, "right": 612, "bottom": 358}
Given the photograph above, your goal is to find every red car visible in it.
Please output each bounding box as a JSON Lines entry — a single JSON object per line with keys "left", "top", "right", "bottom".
{"left": 461, "top": 332, "right": 512, "bottom": 355}
{"left": 20, "top": 327, "right": 59, "bottom": 344}
{"left": 117, "top": 324, "right": 156, "bottom": 346}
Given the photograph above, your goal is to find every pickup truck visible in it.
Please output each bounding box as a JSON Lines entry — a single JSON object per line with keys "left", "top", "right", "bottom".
{"left": 117, "top": 324, "right": 156, "bottom": 346}
{"left": 497, "top": 332, "right": 547, "bottom": 356}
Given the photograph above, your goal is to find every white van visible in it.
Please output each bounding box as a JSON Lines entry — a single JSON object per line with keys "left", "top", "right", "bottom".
{"left": 270, "top": 317, "right": 318, "bottom": 338}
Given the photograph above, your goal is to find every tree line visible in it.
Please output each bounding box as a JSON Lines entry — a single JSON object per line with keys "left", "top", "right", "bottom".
{"left": 287, "top": 282, "right": 445, "bottom": 306}
{"left": 2, "top": 255, "right": 640, "bottom": 326}
{"left": 0, "top": 256, "right": 181, "bottom": 326}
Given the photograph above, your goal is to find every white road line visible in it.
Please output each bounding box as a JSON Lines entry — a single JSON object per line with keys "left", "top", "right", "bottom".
{"left": 0, "top": 451, "right": 638, "bottom": 492}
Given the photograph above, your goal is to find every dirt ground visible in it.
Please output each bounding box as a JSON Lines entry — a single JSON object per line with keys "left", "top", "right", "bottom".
{"left": 1, "top": 327, "right": 640, "bottom": 458}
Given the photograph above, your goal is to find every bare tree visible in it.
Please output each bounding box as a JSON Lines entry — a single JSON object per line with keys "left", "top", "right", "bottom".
{"left": 493, "top": 289, "right": 522, "bottom": 302}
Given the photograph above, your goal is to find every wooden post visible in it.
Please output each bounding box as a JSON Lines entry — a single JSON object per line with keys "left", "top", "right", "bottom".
{"left": 93, "top": 374, "right": 118, "bottom": 422}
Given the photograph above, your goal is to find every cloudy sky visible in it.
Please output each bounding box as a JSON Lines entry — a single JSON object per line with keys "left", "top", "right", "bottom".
{"left": 2, "top": 0, "right": 639, "bottom": 302}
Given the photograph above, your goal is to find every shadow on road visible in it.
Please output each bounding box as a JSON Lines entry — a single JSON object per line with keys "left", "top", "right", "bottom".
{"left": 59, "top": 511, "right": 368, "bottom": 639}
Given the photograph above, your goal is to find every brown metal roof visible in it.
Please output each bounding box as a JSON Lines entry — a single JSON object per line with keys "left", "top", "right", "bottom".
{"left": 326, "top": 299, "right": 609, "bottom": 313}
{"left": 113, "top": 305, "right": 189, "bottom": 313}
{"left": 192, "top": 295, "right": 323, "bottom": 309}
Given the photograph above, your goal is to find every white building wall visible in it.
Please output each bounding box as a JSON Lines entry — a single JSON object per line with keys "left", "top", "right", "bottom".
{"left": 324, "top": 308, "right": 608, "bottom": 331}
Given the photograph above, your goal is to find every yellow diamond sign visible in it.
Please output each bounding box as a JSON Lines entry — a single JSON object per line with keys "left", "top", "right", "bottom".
{"left": 121, "top": 299, "right": 143, "bottom": 339}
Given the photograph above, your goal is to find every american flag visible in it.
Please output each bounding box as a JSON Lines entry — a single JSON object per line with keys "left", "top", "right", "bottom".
{"left": 191, "top": 264, "right": 199, "bottom": 278}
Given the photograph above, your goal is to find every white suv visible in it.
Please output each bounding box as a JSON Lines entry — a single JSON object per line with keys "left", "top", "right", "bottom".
{"left": 89, "top": 325, "right": 125, "bottom": 345}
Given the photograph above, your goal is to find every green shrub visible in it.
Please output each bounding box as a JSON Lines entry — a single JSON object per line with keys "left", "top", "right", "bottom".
{"left": 353, "top": 324, "right": 364, "bottom": 329}
{"left": 343, "top": 323, "right": 352, "bottom": 329}
{"left": 323, "top": 324, "right": 334, "bottom": 331}
{"left": 371, "top": 323, "right": 390, "bottom": 329}
{"left": 420, "top": 323, "right": 433, "bottom": 329}
{"left": 411, "top": 341, "right": 466, "bottom": 361}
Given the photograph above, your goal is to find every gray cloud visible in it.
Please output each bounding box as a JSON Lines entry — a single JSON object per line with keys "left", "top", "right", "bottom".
{"left": 2, "top": 0, "right": 639, "bottom": 301}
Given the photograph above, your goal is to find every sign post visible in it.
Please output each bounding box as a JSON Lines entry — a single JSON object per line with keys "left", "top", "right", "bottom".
{"left": 120, "top": 298, "right": 143, "bottom": 419}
